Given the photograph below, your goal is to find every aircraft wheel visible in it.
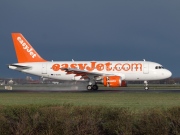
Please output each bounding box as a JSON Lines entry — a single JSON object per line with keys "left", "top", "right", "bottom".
{"left": 87, "top": 85, "right": 92, "bottom": 91}
{"left": 144, "top": 81, "right": 149, "bottom": 90}
{"left": 92, "top": 85, "right": 98, "bottom": 90}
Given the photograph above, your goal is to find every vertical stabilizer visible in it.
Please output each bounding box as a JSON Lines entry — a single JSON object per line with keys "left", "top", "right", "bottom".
{"left": 11, "top": 33, "right": 46, "bottom": 63}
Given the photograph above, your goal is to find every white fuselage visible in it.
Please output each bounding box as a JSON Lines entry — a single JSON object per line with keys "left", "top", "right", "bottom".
{"left": 9, "top": 61, "right": 172, "bottom": 81}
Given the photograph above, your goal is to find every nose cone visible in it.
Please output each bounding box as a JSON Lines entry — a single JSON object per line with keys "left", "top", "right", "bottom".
{"left": 165, "top": 70, "right": 172, "bottom": 78}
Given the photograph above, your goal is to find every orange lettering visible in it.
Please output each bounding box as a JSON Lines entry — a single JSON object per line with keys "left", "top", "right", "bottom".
{"left": 71, "top": 64, "right": 77, "bottom": 68}
{"left": 114, "top": 63, "right": 122, "bottom": 71}
{"left": 78, "top": 63, "right": 87, "bottom": 70}
{"left": 86, "top": 62, "right": 96, "bottom": 71}
{"left": 51, "top": 62, "right": 142, "bottom": 72}
{"left": 96, "top": 63, "right": 104, "bottom": 71}
{"left": 52, "top": 64, "right": 60, "bottom": 71}
{"left": 122, "top": 63, "right": 130, "bottom": 71}
{"left": 61, "top": 64, "right": 68, "bottom": 68}
{"left": 131, "top": 63, "right": 142, "bottom": 71}
{"left": 105, "top": 62, "right": 112, "bottom": 71}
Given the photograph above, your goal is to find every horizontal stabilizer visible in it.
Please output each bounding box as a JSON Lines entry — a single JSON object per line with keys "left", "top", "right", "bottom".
{"left": 8, "top": 64, "right": 32, "bottom": 69}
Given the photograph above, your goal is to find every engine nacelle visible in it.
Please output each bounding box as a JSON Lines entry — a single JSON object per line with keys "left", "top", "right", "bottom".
{"left": 103, "top": 76, "right": 127, "bottom": 87}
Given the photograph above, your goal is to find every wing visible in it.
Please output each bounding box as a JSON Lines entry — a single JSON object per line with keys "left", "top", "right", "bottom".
{"left": 61, "top": 67, "right": 114, "bottom": 79}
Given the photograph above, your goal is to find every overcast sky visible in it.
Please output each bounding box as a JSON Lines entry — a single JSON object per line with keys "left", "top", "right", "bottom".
{"left": 0, "top": 1, "right": 180, "bottom": 78}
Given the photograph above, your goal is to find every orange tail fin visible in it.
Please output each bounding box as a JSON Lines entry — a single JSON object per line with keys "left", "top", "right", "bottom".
{"left": 11, "top": 33, "right": 47, "bottom": 63}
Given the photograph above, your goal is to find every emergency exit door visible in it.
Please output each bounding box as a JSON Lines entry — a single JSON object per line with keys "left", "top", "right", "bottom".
{"left": 42, "top": 63, "right": 47, "bottom": 74}
{"left": 143, "top": 63, "right": 149, "bottom": 74}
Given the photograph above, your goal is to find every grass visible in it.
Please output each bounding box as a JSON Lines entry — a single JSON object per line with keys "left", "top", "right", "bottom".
{"left": 0, "top": 85, "right": 180, "bottom": 134}
{"left": 0, "top": 92, "right": 180, "bottom": 111}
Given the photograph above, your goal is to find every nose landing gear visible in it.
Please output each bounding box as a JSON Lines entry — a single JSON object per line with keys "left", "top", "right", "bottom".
{"left": 144, "top": 81, "right": 149, "bottom": 90}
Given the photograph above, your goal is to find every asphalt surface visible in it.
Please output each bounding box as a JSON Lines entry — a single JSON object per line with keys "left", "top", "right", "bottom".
{"left": 1, "top": 89, "right": 180, "bottom": 93}
{"left": 1, "top": 84, "right": 180, "bottom": 93}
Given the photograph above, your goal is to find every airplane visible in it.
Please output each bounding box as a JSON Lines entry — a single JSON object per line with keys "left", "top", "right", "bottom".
{"left": 8, "top": 33, "right": 172, "bottom": 90}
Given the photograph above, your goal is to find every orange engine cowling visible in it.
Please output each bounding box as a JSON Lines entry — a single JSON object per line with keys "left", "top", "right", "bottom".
{"left": 103, "top": 76, "right": 127, "bottom": 87}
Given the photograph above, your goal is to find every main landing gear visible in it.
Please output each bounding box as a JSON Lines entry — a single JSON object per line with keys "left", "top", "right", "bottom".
{"left": 144, "top": 81, "right": 149, "bottom": 90}
{"left": 86, "top": 77, "right": 99, "bottom": 91}
{"left": 87, "top": 84, "right": 99, "bottom": 91}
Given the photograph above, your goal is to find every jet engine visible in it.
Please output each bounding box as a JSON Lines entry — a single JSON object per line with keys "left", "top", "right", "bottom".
{"left": 103, "top": 76, "right": 127, "bottom": 87}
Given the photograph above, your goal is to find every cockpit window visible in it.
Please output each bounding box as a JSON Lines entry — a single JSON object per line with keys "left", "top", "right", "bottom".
{"left": 155, "top": 66, "right": 164, "bottom": 69}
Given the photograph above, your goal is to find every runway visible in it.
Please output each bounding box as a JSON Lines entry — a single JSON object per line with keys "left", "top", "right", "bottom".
{"left": 1, "top": 84, "right": 180, "bottom": 93}
{"left": 1, "top": 89, "right": 180, "bottom": 93}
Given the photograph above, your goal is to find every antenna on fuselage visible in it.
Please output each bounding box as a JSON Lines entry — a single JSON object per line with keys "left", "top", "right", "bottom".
{"left": 143, "top": 59, "right": 146, "bottom": 61}
{"left": 72, "top": 59, "right": 74, "bottom": 62}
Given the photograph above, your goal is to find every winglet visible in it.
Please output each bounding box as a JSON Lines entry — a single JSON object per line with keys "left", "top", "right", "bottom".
{"left": 11, "top": 33, "right": 47, "bottom": 63}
